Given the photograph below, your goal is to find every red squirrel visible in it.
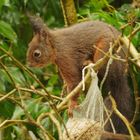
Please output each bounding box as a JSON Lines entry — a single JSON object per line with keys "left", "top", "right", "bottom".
{"left": 26, "top": 16, "right": 134, "bottom": 135}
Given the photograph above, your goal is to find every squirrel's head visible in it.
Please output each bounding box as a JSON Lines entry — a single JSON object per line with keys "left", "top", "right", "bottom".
{"left": 27, "top": 15, "right": 54, "bottom": 67}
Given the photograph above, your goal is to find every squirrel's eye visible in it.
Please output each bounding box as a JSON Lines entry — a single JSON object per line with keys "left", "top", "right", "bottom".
{"left": 33, "top": 49, "right": 41, "bottom": 58}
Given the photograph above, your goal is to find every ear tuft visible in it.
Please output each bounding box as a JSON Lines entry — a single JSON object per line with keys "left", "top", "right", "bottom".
{"left": 28, "top": 14, "right": 45, "bottom": 33}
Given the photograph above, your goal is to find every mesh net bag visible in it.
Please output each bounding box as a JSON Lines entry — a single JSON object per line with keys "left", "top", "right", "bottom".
{"left": 63, "top": 64, "right": 106, "bottom": 140}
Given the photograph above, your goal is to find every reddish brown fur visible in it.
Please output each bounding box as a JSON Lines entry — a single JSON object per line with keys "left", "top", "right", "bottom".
{"left": 94, "top": 37, "right": 107, "bottom": 62}
{"left": 27, "top": 18, "right": 134, "bottom": 135}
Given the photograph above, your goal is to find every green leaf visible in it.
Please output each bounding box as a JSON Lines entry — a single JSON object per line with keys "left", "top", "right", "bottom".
{"left": 9, "top": 67, "right": 26, "bottom": 85}
{"left": 48, "top": 74, "right": 59, "bottom": 86}
{"left": 0, "top": 20, "right": 17, "bottom": 43}
{"left": 11, "top": 105, "right": 24, "bottom": 119}
{"left": 0, "top": 0, "right": 5, "bottom": 10}
{"left": 12, "top": 98, "right": 49, "bottom": 119}
{"left": 0, "top": 42, "right": 9, "bottom": 54}
{"left": 0, "top": 100, "right": 15, "bottom": 118}
{"left": 0, "top": 70, "right": 6, "bottom": 92}
{"left": 24, "top": 0, "right": 29, "bottom": 6}
{"left": 0, "top": 0, "right": 10, "bottom": 10}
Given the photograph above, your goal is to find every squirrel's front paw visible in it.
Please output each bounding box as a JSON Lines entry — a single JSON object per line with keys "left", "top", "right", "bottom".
{"left": 68, "top": 100, "right": 78, "bottom": 117}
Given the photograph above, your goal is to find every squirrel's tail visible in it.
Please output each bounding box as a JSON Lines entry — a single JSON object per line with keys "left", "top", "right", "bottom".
{"left": 99, "top": 57, "right": 135, "bottom": 134}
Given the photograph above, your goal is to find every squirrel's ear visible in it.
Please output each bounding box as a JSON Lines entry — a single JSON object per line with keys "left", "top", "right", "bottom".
{"left": 28, "top": 14, "right": 47, "bottom": 34}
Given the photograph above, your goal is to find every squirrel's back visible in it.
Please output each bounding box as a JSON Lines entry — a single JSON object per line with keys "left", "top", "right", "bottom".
{"left": 51, "top": 21, "right": 120, "bottom": 51}
{"left": 50, "top": 21, "right": 120, "bottom": 68}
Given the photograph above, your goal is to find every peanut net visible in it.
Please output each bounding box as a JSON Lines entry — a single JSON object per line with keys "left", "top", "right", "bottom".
{"left": 63, "top": 64, "right": 108, "bottom": 140}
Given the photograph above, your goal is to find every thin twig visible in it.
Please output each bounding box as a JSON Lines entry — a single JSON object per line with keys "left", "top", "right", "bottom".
{"left": 19, "top": 87, "right": 62, "bottom": 101}
{"left": 0, "top": 119, "right": 52, "bottom": 140}
{"left": 129, "top": 66, "right": 140, "bottom": 124}
{"left": 49, "top": 114, "right": 63, "bottom": 140}
{"left": 0, "top": 89, "right": 16, "bottom": 102}
{"left": 109, "top": 95, "right": 135, "bottom": 140}
{"left": 37, "top": 112, "right": 65, "bottom": 140}
{"left": 100, "top": 44, "right": 114, "bottom": 91}
{"left": 128, "top": 26, "right": 140, "bottom": 40}
{"left": 120, "top": 36, "right": 140, "bottom": 67}
{"left": 59, "top": 0, "right": 68, "bottom": 26}
{"left": 0, "top": 61, "right": 16, "bottom": 87}
{"left": 93, "top": 45, "right": 126, "bottom": 62}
